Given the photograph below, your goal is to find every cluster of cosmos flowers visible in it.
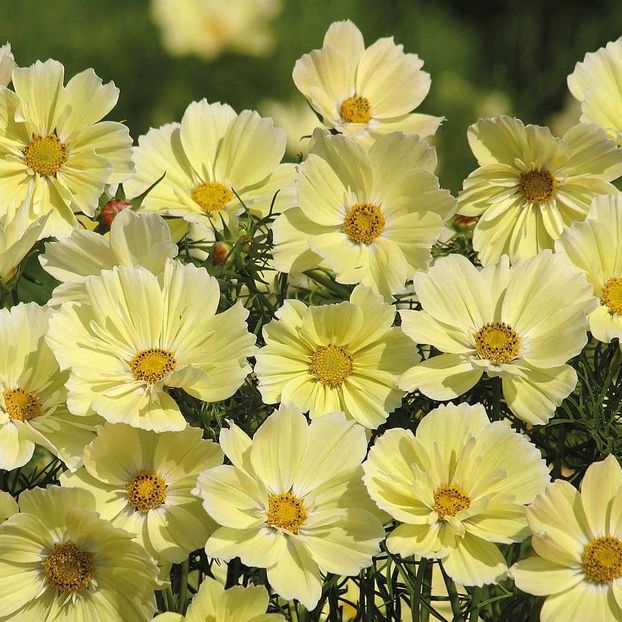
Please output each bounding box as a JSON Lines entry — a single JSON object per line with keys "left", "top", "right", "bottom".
{"left": 1, "top": 19, "right": 622, "bottom": 622}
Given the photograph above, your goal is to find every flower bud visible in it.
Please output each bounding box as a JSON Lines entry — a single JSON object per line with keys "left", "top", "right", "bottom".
{"left": 101, "top": 199, "right": 132, "bottom": 227}
{"left": 211, "top": 241, "right": 232, "bottom": 265}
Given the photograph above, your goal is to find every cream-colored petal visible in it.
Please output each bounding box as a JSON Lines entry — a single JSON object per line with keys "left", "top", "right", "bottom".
{"left": 356, "top": 39, "right": 430, "bottom": 117}
{"left": 197, "top": 465, "right": 264, "bottom": 529}
{"left": 539, "top": 581, "right": 621, "bottom": 622}
{"left": 250, "top": 403, "right": 309, "bottom": 494}
{"left": 206, "top": 525, "right": 286, "bottom": 568}
{"left": 399, "top": 353, "right": 482, "bottom": 400}
{"left": 266, "top": 537, "right": 323, "bottom": 610}
{"left": 502, "top": 363, "right": 577, "bottom": 425}
{"left": 215, "top": 110, "right": 286, "bottom": 191}
{"left": 56, "top": 68, "right": 119, "bottom": 137}
{"left": 510, "top": 557, "right": 583, "bottom": 596}
{"left": 580, "top": 455, "right": 622, "bottom": 537}
{"left": 441, "top": 534, "right": 507, "bottom": 587}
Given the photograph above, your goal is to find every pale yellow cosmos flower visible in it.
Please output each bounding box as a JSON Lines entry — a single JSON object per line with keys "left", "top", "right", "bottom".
{"left": 196, "top": 404, "right": 385, "bottom": 610}
{"left": 0, "top": 303, "right": 99, "bottom": 471}
{"left": 293, "top": 20, "right": 442, "bottom": 145}
{"left": 271, "top": 129, "right": 456, "bottom": 300}
{"left": 40, "top": 209, "right": 178, "bottom": 305}
{"left": 255, "top": 284, "right": 419, "bottom": 429}
{"left": 153, "top": 577, "right": 285, "bottom": 622}
{"left": 124, "top": 100, "right": 295, "bottom": 230}
{"left": 46, "top": 260, "right": 256, "bottom": 432}
{"left": 457, "top": 116, "right": 622, "bottom": 265}
{"left": 556, "top": 192, "right": 622, "bottom": 344}
{"left": 0, "top": 59, "right": 133, "bottom": 238}
{"left": 0, "top": 486, "right": 158, "bottom": 621}
{"left": 568, "top": 36, "right": 622, "bottom": 146}
{"left": 364, "top": 402, "right": 550, "bottom": 586}
{"left": 399, "top": 251, "right": 597, "bottom": 424}
{"left": 151, "top": 0, "right": 281, "bottom": 60}
{"left": 60, "top": 423, "right": 223, "bottom": 564}
{"left": 511, "top": 456, "right": 622, "bottom": 622}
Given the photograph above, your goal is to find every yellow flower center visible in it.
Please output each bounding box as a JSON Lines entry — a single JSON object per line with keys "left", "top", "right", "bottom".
{"left": 43, "top": 541, "right": 94, "bottom": 593}
{"left": 339, "top": 95, "right": 372, "bottom": 124}
{"left": 3, "top": 387, "right": 42, "bottom": 421}
{"left": 602, "top": 277, "right": 622, "bottom": 316}
{"left": 309, "top": 345, "right": 353, "bottom": 386}
{"left": 129, "top": 348, "right": 177, "bottom": 384}
{"left": 519, "top": 169, "right": 557, "bottom": 203}
{"left": 583, "top": 536, "right": 622, "bottom": 583}
{"left": 343, "top": 203, "right": 385, "bottom": 244}
{"left": 23, "top": 134, "right": 68, "bottom": 176}
{"left": 433, "top": 485, "right": 471, "bottom": 518}
{"left": 266, "top": 492, "right": 307, "bottom": 534}
{"left": 474, "top": 322, "right": 521, "bottom": 363}
{"left": 127, "top": 470, "right": 168, "bottom": 512}
{"left": 191, "top": 180, "right": 233, "bottom": 214}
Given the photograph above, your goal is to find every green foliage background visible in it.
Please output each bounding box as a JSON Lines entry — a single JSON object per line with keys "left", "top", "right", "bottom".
{"left": 3, "top": 0, "right": 622, "bottom": 193}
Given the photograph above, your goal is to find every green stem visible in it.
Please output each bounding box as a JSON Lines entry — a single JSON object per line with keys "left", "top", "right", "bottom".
{"left": 413, "top": 558, "right": 429, "bottom": 622}
{"left": 440, "top": 562, "right": 464, "bottom": 622}
{"left": 164, "top": 586, "right": 175, "bottom": 612}
{"left": 468, "top": 587, "right": 481, "bottom": 622}
{"left": 492, "top": 377, "right": 502, "bottom": 421}
{"left": 177, "top": 558, "right": 189, "bottom": 613}
{"left": 420, "top": 561, "right": 433, "bottom": 622}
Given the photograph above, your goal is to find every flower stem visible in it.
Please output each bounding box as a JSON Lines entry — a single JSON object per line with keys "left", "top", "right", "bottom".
{"left": 177, "top": 558, "right": 189, "bottom": 613}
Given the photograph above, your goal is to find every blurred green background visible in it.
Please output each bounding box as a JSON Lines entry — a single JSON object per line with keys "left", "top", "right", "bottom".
{"left": 2, "top": 0, "right": 621, "bottom": 193}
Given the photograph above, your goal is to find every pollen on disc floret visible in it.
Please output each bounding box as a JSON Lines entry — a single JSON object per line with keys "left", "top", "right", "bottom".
{"left": 474, "top": 322, "right": 521, "bottom": 363}
{"left": 23, "top": 134, "right": 68, "bottom": 176}
{"left": 309, "top": 345, "right": 353, "bottom": 386}
{"left": 126, "top": 470, "right": 168, "bottom": 512}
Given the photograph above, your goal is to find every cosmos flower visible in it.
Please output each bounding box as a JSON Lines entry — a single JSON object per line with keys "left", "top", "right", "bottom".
{"left": 0, "top": 486, "right": 158, "bottom": 621}
{"left": 271, "top": 130, "right": 456, "bottom": 299}
{"left": 47, "top": 260, "right": 256, "bottom": 431}
{"left": 457, "top": 116, "right": 622, "bottom": 264}
{"left": 124, "top": 100, "right": 295, "bottom": 230}
{"left": 364, "top": 402, "right": 549, "bottom": 585}
{"left": 197, "top": 404, "right": 384, "bottom": 609}
{"left": 511, "top": 455, "right": 622, "bottom": 622}
{"left": 399, "top": 251, "right": 597, "bottom": 424}
{"left": 0, "top": 59, "right": 133, "bottom": 237}
{"left": 568, "top": 36, "right": 622, "bottom": 146}
{"left": 255, "top": 284, "right": 418, "bottom": 428}
{"left": 293, "top": 20, "right": 441, "bottom": 145}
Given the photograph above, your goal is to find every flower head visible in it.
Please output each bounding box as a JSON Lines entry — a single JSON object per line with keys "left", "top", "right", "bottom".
{"left": 511, "top": 455, "right": 622, "bottom": 621}
{"left": 293, "top": 20, "right": 441, "bottom": 145}
{"left": 196, "top": 404, "right": 384, "bottom": 609}
{"left": 364, "top": 402, "right": 550, "bottom": 586}
{"left": 556, "top": 192, "right": 622, "bottom": 344}
{"left": 458, "top": 116, "right": 622, "bottom": 264}
{"left": 568, "top": 36, "right": 622, "bottom": 146}
{"left": 399, "top": 251, "right": 597, "bottom": 424}
{"left": 0, "top": 59, "right": 133, "bottom": 237}
{"left": 0, "top": 303, "right": 98, "bottom": 471}
{"left": 40, "top": 209, "right": 178, "bottom": 305}
{"left": 47, "top": 260, "right": 256, "bottom": 431}
{"left": 272, "top": 130, "right": 456, "bottom": 299}
{"left": 153, "top": 577, "right": 285, "bottom": 622}
{"left": 151, "top": 0, "right": 281, "bottom": 60}
{"left": 61, "top": 423, "right": 223, "bottom": 563}
{"left": 124, "top": 100, "right": 295, "bottom": 229}
{"left": 0, "top": 486, "right": 158, "bottom": 621}
{"left": 255, "top": 284, "right": 419, "bottom": 428}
